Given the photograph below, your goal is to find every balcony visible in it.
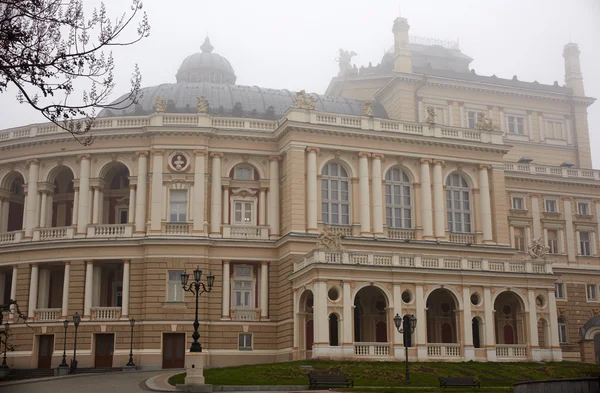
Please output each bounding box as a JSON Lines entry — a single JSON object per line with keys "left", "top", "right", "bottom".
{"left": 32, "top": 226, "right": 74, "bottom": 241}
{"left": 223, "top": 225, "right": 269, "bottom": 240}
{"left": 354, "top": 342, "right": 391, "bottom": 357}
{"left": 427, "top": 344, "right": 461, "bottom": 358}
{"left": 87, "top": 224, "right": 133, "bottom": 238}
{"left": 0, "top": 230, "right": 23, "bottom": 245}
{"left": 162, "top": 222, "right": 192, "bottom": 235}
{"left": 449, "top": 232, "right": 476, "bottom": 244}
{"left": 496, "top": 344, "right": 527, "bottom": 359}
{"left": 35, "top": 308, "right": 61, "bottom": 321}
{"left": 91, "top": 307, "right": 122, "bottom": 320}
{"left": 387, "top": 228, "right": 415, "bottom": 241}
{"left": 231, "top": 307, "right": 261, "bottom": 321}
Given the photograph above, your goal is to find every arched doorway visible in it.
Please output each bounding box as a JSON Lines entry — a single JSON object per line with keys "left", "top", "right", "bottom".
{"left": 298, "top": 290, "right": 314, "bottom": 358}
{"left": 101, "top": 163, "right": 131, "bottom": 224}
{"left": 426, "top": 288, "right": 459, "bottom": 344}
{"left": 354, "top": 286, "right": 389, "bottom": 343}
{"left": 494, "top": 291, "right": 525, "bottom": 345}
{"left": 48, "top": 166, "right": 75, "bottom": 227}
{"left": 1, "top": 171, "right": 25, "bottom": 232}
{"left": 329, "top": 314, "right": 339, "bottom": 346}
{"left": 472, "top": 317, "right": 483, "bottom": 349}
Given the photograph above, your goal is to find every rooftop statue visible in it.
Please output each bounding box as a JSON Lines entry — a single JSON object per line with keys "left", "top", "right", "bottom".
{"left": 363, "top": 100, "right": 373, "bottom": 117}
{"left": 336, "top": 49, "right": 357, "bottom": 77}
{"left": 317, "top": 225, "right": 343, "bottom": 250}
{"left": 197, "top": 96, "right": 209, "bottom": 113}
{"left": 426, "top": 106, "right": 436, "bottom": 124}
{"left": 293, "top": 90, "right": 316, "bottom": 110}
{"left": 154, "top": 96, "right": 166, "bottom": 113}
{"left": 475, "top": 113, "right": 498, "bottom": 131}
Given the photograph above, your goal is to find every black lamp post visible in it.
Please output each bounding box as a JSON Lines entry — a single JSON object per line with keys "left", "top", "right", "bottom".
{"left": 59, "top": 319, "right": 69, "bottom": 368}
{"left": 1, "top": 321, "right": 8, "bottom": 368}
{"left": 126, "top": 318, "right": 135, "bottom": 367}
{"left": 181, "top": 267, "right": 215, "bottom": 352}
{"left": 70, "top": 312, "right": 81, "bottom": 372}
{"left": 394, "top": 313, "right": 417, "bottom": 384}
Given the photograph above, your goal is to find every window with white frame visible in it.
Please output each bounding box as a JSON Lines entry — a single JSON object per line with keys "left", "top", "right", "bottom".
{"left": 167, "top": 270, "right": 184, "bottom": 302}
{"left": 558, "top": 318, "right": 568, "bottom": 343}
{"left": 544, "top": 199, "right": 558, "bottom": 213}
{"left": 512, "top": 196, "right": 525, "bottom": 210}
{"left": 467, "top": 110, "right": 483, "bottom": 129}
{"left": 232, "top": 265, "right": 254, "bottom": 308}
{"left": 385, "top": 168, "right": 412, "bottom": 228}
{"left": 169, "top": 190, "right": 187, "bottom": 222}
{"left": 545, "top": 120, "right": 564, "bottom": 140}
{"left": 547, "top": 230, "right": 559, "bottom": 254}
{"left": 587, "top": 284, "right": 598, "bottom": 301}
{"left": 507, "top": 116, "right": 526, "bottom": 135}
{"left": 238, "top": 333, "right": 252, "bottom": 350}
{"left": 446, "top": 173, "right": 472, "bottom": 233}
{"left": 580, "top": 231, "right": 592, "bottom": 256}
{"left": 321, "top": 162, "right": 350, "bottom": 225}
{"left": 233, "top": 201, "right": 253, "bottom": 225}
{"left": 555, "top": 282, "right": 565, "bottom": 299}
{"left": 578, "top": 202, "right": 590, "bottom": 216}
{"left": 234, "top": 166, "right": 254, "bottom": 181}
{"left": 513, "top": 227, "right": 525, "bottom": 251}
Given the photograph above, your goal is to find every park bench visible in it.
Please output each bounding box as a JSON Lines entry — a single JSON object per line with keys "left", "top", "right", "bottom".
{"left": 307, "top": 372, "right": 354, "bottom": 390}
{"left": 438, "top": 376, "right": 480, "bottom": 388}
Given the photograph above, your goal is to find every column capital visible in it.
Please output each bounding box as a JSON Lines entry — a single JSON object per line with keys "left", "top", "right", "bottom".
{"left": 357, "top": 152, "right": 371, "bottom": 158}
{"left": 261, "top": 260, "right": 270, "bottom": 265}
{"left": 419, "top": 158, "right": 432, "bottom": 164}
{"left": 151, "top": 149, "right": 165, "bottom": 156}
{"left": 433, "top": 159, "right": 445, "bottom": 167}
{"left": 372, "top": 153, "right": 385, "bottom": 160}
{"left": 123, "top": 259, "right": 131, "bottom": 264}
{"left": 479, "top": 164, "right": 492, "bottom": 170}
{"left": 26, "top": 158, "right": 40, "bottom": 167}
{"left": 64, "top": 261, "right": 71, "bottom": 266}
{"left": 135, "top": 151, "right": 149, "bottom": 158}
{"left": 268, "top": 155, "right": 282, "bottom": 162}
{"left": 561, "top": 196, "right": 573, "bottom": 202}
{"left": 306, "top": 146, "right": 320, "bottom": 154}
{"left": 528, "top": 193, "right": 542, "bottom": 199}
{"left": 222, "top": 259, "right": 230, "bottom": 264}
{"left": 193, "top": 149, "right": 207, "bottom": 156}
{"left": 210, "top": 152, "right": 224, "bottom": 158}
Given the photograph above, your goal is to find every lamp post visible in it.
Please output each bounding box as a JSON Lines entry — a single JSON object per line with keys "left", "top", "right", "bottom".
{"left": 70, "top": 312, "right": 81, "bottom": 372}
{"left": 59, "top": 319, "right": 69, "bottom": 368}
{"left": 126, "top": 318, "right": 135, "bottom": 367}
{"left": 181, "top": 267, "right": 215, "bottom": 352}
{"left": 1, "top": 321, "right": 8, "bottom": 368}
{"left": 394, "top": 313, "right": 417, "bottom": 384}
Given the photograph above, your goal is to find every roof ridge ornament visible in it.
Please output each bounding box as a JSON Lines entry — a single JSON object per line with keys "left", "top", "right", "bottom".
{"left": 201, "top": 37, "right": 214, "bottom": 53}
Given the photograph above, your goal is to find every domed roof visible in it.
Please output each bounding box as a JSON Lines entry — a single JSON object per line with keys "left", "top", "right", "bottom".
{"left": 175, "top": 37, "right": 236, "bottom": 84}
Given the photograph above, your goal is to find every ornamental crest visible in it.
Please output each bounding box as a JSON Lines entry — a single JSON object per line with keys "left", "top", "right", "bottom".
{"left": 197, "top": 96, "right": 209, "bottom": 113}
{"left": 528, "top": 237, "right": 549, "bottom": 259}
{"left": 475, "top": 113, "right": 498, "bottom": 131}
{"left": 317, "top": 225, "right": 343, "bottom": 250}
{"left": 293, "top": 90, "right": 316, "bottom": 110}
{"left": 168, "top": 152, "right": 190, "bottom": 173}
{"left": 154, "top": 96, "right": 166, "bottom": 112}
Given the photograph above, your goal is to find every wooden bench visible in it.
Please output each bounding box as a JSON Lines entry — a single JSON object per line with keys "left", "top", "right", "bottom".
{"left": 438, "top": 377, "right": 480, "bottom": 388}
{"left": 307, "top": 372, "right": 354, "bottom": 390}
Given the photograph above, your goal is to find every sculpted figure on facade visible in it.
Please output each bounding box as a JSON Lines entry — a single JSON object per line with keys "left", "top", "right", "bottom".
{"left": 363, "top": 100, "right": 373, "bottom": 117}
{"left": 426, "top": 106, "right": 436, "bottom": 124}
{"left": 528, "top": 237, "right": 549, "bottom": 259}
{"left": 293, "top": 90, "right": 316, "bottom": 110}
{"left": 197, "top": 96, "right": 209, "bottom": 113}
{"left": 336, "top": 48, "right": 357, "bottom": 77}
{"left": 317, "top": 225, "right": 343, "bottom": 250}
{"left": 154, "top": 96, "right": 166, "bottom": 112}
{"left": 475, "top": 112, "right": 498, "bottom": 131}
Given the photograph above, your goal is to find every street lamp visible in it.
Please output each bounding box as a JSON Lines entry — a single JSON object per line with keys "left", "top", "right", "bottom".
{"left": 1, "top": 321, "right": 8, "bottom": 368}
{"left": 394, "top": 313, "right": 417, "bottom": 384}
{"left": 126, "top": 318, "right": 135, "bottom": 367}
{"left": 59, "top": 319, "right": 69, "bottom": 368}
{"left": 70, "top": 312, "right": 81, "bottom": 372}
{"left": 181, "top": 267, "right": 215, "bottom": 352}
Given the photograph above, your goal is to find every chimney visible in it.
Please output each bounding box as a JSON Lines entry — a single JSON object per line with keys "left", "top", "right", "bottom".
{"left": 563, "top": 43, "right": 585, "bottom": 96}
{"left": 392, "top": 17, "right": 412, "bottom": 73}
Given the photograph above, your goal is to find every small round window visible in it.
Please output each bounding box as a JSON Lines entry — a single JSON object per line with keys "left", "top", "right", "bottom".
{"left": 470, "top": 292, "right": 481, "bottom": 306}
{"left": 401, "top": 290, "right": 413, "bottom": 304}
{"left": 328, "top": 287, "right": 340, "bottom": 302}
{"left": 535, "top": 295, "right": 546, "bottom": 308}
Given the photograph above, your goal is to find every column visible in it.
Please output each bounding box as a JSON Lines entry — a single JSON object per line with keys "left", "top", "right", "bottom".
{"left": 193, "top": 151, "right": 206, "bottom": 232}
{"left": 260, "top": 262, "right": 269, "bottom": 319}
{"left": 72, "top": 186, "right": 79, "bottom": 228}
{"left": 433, "top": 160, "right": 445, "bottom": 238}
{"left": 134, "top": 152, "right": 148, "bottom": 234}
{"left": 531, "top": 195, "right": 541, "bottom": 239}
{"left": 222, "top": 261, "right": 230, "bottom": 319}
{"left": 527, "top": 290, "right": 539, "bottom": 360}
{"left": 37, "top": 268, "right": 50, "bottom": 308}
{"left": 312, "top": 281, "right": 328, "bottom": 352}
{"left": 150, "top": 150, "right": 164, "bottom": 231}
{"left": 415, "top": 284, "right": 427, "bottom": 360}
{"left": 122, "top": 260, "right": 130, "bottom": 317}
{"left": 128, "top": 185, "right": 136, "bottom": 224}
{"left": 84, "top": 261, "right": 93, "bottom": 317}
{"left": 483, "top": 287, "right": 496, "bottom": 361}
{"left": 547, "top": 291, "right": 563, "bottom": 361}
{"left": 222, "top": 186, "right": 229, "bottom": 225}
{"left": 342, "top": 282, "right": 352, "bottom": 347}
{"left": 268, "top": 156, "right": 280, "bottom": 236}
{"left": 96, "top": 187, "right": 103, "bottom": 224}
{"left": 371, "top": 154, "right": 384, "bottom": 235}
{"left": 0, "top": 196, "right": 9, "bottom": 232}
{"left": 563, "top": 198, "right": 576, "bottom": 262}
{"left": 479, "top": 165, "right": 493, "bottom": 242}
{"left": 39, "top": 191, "right": 48, "bottom": 227}
{"left": 9, "top": 266, "right": 17, "bottom": 315}
{"left": 392, "top": 284, "right": 404, "bottom": 357}
{"left": 76, "top": 155, "right": 91, "bottom": 234}
{"left": 306, "top": 147, "right": 319, "bottom": 232}
{"left": 27, "top": 264, "right": 39, "bottom": 318}
{"left": 462, "top": 286, "right": 474, "bottom": 360}
{"left": 61, "top": 262, "right": 70, "bottom": 318}
{"left": 358, "top": 152, "right": 371, "bottom": 235}
{"left": 210, "top": 153, "right": 223, "bottom": 235}
{"left": 91, "top": 186, "right": 100, "bottom": 224}
{"left": 92, "top": 265, "right": 101, "bottom": 307}
{"left": 420, "top": 159, "right": 433, "bottom": 239}
{"left": 25, "top": 159, "right": 39, "bottom": 238}
{"left": 596, "top": 201, "right": 600, "bottom": 256}
{"left": 259, "top": 188, "right": 266, "bottom": 226}
{"left": 46, "top": 192, "right": 53, "bottom": 227}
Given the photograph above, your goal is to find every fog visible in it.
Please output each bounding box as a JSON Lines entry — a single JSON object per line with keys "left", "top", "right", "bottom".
{"left": 1, "top": 0, "right": 598, "bottom": 167}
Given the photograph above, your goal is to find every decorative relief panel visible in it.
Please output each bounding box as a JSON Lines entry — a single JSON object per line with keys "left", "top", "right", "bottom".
{"left": 168, "top": 151, "right": 190, "bottom": 173}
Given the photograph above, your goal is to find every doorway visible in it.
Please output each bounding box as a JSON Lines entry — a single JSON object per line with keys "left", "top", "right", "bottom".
{"left": 37, "top": 335, "right": 54, "bottom": 368}
{"left": 95, "top": 333, "right": 114, "bottom": 368}
{"left": 162, "top": 333, "right": 185, "bottom": 369}
{"left": 305, "top": 320, "right": 314, "bottom": 351}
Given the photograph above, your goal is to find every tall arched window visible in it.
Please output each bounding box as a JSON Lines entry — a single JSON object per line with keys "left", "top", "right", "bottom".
{"left": 446, "top": 173, "right": 472, "bottom": 233}
{"left": 558, "top": 318, "right": 568, "bottom": 344}
{"left": 385, "top": 168, "right": 412, "bottom": 228}
{"left": 321, "top": 162, "right": 350, "bottom": 225}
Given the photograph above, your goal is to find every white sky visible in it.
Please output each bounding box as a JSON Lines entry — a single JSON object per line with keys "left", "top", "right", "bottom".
{"left": 1, "top": 0, "right": 598, "bottom": 168}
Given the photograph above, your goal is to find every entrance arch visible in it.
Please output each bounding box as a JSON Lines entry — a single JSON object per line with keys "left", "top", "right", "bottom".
{"left": 494, "top": 291, "right": 525, "bottom": 345}
{"left": 101, "top": 163, "right": 131, "bottom": 224}
{"left": 353, "top": 286, "right": 389, "bottom": 343}
{"left": 426, "top": 288, "right": 459, "bottom": 344}
{"left": 329, "top": 313, "right": 339, "bottom": 346}
{"left": 1, "top": 171, "right": 25, "bottom": 232}
{"left": 472, "top": 317, "right": 483, "bottom": 348}
{"left": 47, "top": 166, "right": 75, "bottom": 227}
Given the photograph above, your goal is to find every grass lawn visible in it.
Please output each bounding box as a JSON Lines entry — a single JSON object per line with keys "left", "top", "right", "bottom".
{"left": 168, "top": 360, "right": 600, "bottom": 389}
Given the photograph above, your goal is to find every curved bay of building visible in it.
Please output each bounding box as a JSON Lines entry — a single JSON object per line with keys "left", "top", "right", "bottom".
{"left": 0, "top": 20, "right": 599, "bottom": 370}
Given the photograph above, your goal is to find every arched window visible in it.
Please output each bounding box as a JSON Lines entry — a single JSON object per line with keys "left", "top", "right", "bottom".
{"left": 385, "top": 168, "right": 412, "bottom": 228}
{"left": 321, "top": 162, "right": 349, "bottom": 225}
{"left": 446, "top": 173, "right": 472, "bottom": 233}
{"left": 558, "top": 318, "right": 568, "bottom": 344}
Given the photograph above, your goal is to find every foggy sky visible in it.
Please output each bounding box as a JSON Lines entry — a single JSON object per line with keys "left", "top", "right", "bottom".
{"left": 1, "top": 0, "right": 598, "bottom": 168}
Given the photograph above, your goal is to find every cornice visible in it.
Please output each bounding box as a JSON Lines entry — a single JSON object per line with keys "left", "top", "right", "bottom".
{"left": 504, "top": 174, "right": 600, "bottom": 188}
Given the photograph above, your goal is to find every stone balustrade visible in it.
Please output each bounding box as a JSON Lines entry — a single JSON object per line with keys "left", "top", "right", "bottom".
{"left": 91, "top": 307, "right": 121, "bottom": 320}
{"left": 0, "top": 230, "right": 23, "bottom": 245}
{"left": 223, "top": 225, "right": 269, "bottom": 239}
{"left": 33, "top": 226, "right": 74, "bottom": 241}
{"left": 88, "top": 224, "right": 133, "bottom": 238}
{"left": 35, "top": 308, "right": 61, "bottom": 321}
{"left": 496, "top": 344, "right": 527, "bottom": 358}
{"left": 504, "top": 163, "right": 600, "bottom": 181}
{"left": 427, "top": 343, "right": 461, "bottom": 358}
{"left": 231, "top": 307, "right": 261, "bottom": 321}
{"left": 354, "top": 342, "right": 390, "bottom": 357}
{"left": 162, "top": 222, "right": 192, "bottom": 235}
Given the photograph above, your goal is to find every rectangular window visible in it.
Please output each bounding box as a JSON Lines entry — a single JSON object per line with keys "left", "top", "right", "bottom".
{"left": 578, "top": 202, "right": 590, "bottom": 216}
{"left": 545, "top": 120, "right": 564, "bottom": 140}
{"left": 512, "top": 197, "right": 524, "bottom": 210}
{"left": 169, "top": 190, "right": 187, "bottom": 222}
{"left": 508, "top": 116, "right": 525, "bottom": 135}
{"left": 238, "top": 333, "right": 252, "bottom": 350}
{"left": 587, "top": 284, "right": 598, "bottom": 301}
{"left": 467, "top": 111, "right": 481, "bottom": 129}
{"left": 234, "top": 281, "right": 253, "bottom": 307}
{"left": 547, "top": 230, "right": 558, "bottom": 254}
{"left": 234, "top": 201, "right": 253, "bottom": 224}
{"left": 544, "top": 199, "right": 558, "bottom": 213}
{"left": 558, "top": 321, "right": 568, "bottom": 344}
{"left": 167, "top": 270, "right": 184, "bottom": 302}
{"left": 580, "top": 231, "right": 591, "bottom": 256}
{"left": 513, "top": 227, "right": 525, "bottom": 251}
{"left": 555, "top": 282, "right": 565, "bottom": 299}
{"left": 118, "top": 209, "right": 128, "bottom": 224}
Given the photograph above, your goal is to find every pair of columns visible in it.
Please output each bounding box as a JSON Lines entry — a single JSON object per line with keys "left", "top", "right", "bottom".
{"left": 0, "top": 267, "right": 18, "bottom": 315}
{"left": 83, "top": 260, "right": 131, "bottom": 318}
{"left": 26, "top": 263, "right": 70, "bottom": 319}
{"left": 209, "top": 154, "right": 280, "bottom": 236}
{"left": 221, "top": 260, "right": 269, "bottom": 320}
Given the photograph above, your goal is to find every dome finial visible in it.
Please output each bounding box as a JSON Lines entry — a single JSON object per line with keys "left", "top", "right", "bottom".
{"left": 201, "top": 37, "right": 214, "bottom": 53}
